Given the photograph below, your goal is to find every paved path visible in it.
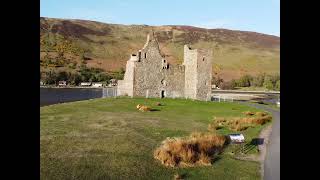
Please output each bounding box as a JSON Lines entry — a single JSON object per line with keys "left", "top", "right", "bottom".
{"left": 240, "top": 102, "right": 280, "bottom": 180}
{"left": 212, "top": 89, "right": 280, "bottom": 95}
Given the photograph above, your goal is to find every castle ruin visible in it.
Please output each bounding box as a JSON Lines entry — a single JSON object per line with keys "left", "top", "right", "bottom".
{"left": 117, "top": 32, "right": 212, "bottom": 101}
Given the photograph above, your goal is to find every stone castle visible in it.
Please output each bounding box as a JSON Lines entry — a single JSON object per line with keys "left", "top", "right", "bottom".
{"left": 117, "top": 32, "right": 212, "bottom": 101}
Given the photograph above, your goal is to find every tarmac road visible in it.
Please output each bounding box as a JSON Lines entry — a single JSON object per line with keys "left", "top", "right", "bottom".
{"left": 240, "top": 102, "right": 280, "bottom": 180}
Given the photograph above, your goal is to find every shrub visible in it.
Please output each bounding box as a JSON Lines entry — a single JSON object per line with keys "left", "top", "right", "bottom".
{"left": 173, "top": 174, "right": 183, "bottom": 180}
{"left": 243, "top": 111, "right": 255, "bottom": 116}
{"left": 255, "top": 112, "right": 268, "bottom": 117}
{"left": 275, "top": 80, "right": 280, "bottom": 91}
{"left": 251, "top": 73, "right": 266, "bottom": 87}
{"left": 237, "top": 75, "right": 253, "bottom": 87}
{"left": 263, "top": 76, "right": 274, "bottom": 90}
{"left": 208, "top": 114, "right": 272, "bottom": 132}
{"left": 212, "top": 76, "right": 224, "bottom": 87}
{"left": 154, "top": 133, "right": 226, "bottom": 167}
{"left": 219, "top": 81, "right": 235, "bottom": 90}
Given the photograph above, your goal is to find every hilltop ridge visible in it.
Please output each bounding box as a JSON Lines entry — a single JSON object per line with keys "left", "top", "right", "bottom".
{"left": 40, "top": 17, "right": 279, "bottom": 81}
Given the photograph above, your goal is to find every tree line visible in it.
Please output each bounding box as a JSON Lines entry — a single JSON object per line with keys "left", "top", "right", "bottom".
{"left": 40, "top": 66, "right": 125, "bottom": 86}
{"left": 212, "top": 73, "right": 280, "bottom": 91}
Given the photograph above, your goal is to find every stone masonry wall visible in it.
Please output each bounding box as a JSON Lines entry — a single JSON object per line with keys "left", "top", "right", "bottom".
{"left": 133, "top": 36, "right": 185, "bottom": 98}
{"left": 196, "top": 49, "right": 212, "bottom": 101}
{"left": 117, "top": 58, "right": 136, "bottom": 96}
{"left": 162, "top": 65, "right": 185, "bottom": 98}
{"left": 183, "top": 45, "right": 198, "bottom": 99}
{"left": 117, "top": 33, "right": 212, "bottom": 101}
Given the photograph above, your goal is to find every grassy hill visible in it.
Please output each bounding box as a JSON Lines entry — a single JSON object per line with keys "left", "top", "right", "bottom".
{"left": 40, "top": 17, "right": 280, "bottom": 81}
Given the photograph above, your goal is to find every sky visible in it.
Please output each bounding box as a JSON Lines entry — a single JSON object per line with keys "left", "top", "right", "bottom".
{"left": 40, "top": 0, "right": 280, "bottom": 36}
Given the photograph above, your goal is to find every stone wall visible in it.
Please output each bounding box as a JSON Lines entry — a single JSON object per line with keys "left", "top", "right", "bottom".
{"left": 162, "top": 65, "right": 185, "bottom": 98}
{"left": 133, "top": 37, "right": 167, "bottom": 97}
{"left": 196, "top": 49, "right": 212, "bottom": 101}
{"left": 183, "top": 45, "right": 198, "bottom": 99}
{"left": 117, "top": 32, "right": 212, "bottom": 101}
{"left": 117, "top": 55, "right": 137, "bottom": 96}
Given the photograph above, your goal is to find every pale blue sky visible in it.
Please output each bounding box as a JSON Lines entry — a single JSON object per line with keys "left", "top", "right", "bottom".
{"left": 40, "top": 0, "right": 280, "bottom": 36}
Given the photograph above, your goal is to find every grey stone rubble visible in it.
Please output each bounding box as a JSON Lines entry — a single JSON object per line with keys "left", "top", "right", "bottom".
{"left": 117, "top": 31, "right": 212, "bottom": 101}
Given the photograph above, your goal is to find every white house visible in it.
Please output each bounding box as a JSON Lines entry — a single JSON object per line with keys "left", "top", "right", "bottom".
{"left": 92, "top": 83, "right": 103, "bottom": 88}
{"left": 58, "top": 81, "right": 67, "bottom": 86}
{"left": 80, "top": 82, "right": 92, "bottom": 86}
{"left": 109, "top": 79, "right": 117, "bottom": 86}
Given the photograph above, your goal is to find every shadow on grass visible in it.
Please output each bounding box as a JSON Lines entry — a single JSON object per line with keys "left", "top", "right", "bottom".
{"left": 150, "top": 109, "right": 161, "bottom": 112}
{"left": 250, "top": 138, "right": 264, "bottom": 145}
{"left": 211, "top": 156, "right": 222, "bottom": 163}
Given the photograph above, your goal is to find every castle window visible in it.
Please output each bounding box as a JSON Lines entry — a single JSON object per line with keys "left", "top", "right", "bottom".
{"left": 163, "top": 59, "right": 166, "bottom": 63}
{"left": 161, "top": 79, "right": 166, "bottom": 86}
{"left": 145, "top": 53, "right": 147, "bottom": 58}
{"left": 203, "top": 57, "right": 205, "bottom": 61}
{"left": 138, "top": 51, "right": 141, "bottom": 60}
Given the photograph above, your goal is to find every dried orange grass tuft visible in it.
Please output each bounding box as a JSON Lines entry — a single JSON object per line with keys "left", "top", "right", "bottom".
{"left": 154, "top": 133, "right": 226, "bottom": 167}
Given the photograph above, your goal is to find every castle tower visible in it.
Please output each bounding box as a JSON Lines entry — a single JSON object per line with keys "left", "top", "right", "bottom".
{"left": 183, "top": 45, "right": 212, "bottom": 100}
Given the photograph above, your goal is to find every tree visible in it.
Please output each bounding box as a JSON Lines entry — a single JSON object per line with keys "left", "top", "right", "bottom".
{"left": 238, "top": 75, "right": 253, "bottom": 87}
{"left": 44, "top": 71, "right": 58, "bottom": 85}
{"left": 219, "top": 81, "right": 236, "bottom": 90}
{"left": 275, "top": 80, "right": 280, "bottom": 91}
{"left": 230, "top": 79, "right": 238, "bottom": 88}
{"left": 212, "top": 75, "right": 224, "bottom": 87}
{"left": 57, "top": 71, "right": 68, "bottom": 81}
{"left": 263, "top": 76, "right": 274, "bottom": 90}
{"left": 252, "top": 73, "right": 266, "bottom": 87}
{"left": 113, "top": 68, "right": 125, "bottom": 80}
{"left": 270, "top": 74, "right": 280, "bottom": 87}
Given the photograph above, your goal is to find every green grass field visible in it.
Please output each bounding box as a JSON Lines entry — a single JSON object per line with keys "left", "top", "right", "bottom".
{"left": 40, "top": 97, "right": 270, "bottom": 180}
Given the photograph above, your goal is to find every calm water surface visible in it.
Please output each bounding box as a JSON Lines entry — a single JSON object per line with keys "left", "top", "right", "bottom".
{"left": 40, "top": 88, "right": 102, "bottom": 106}
{"left": 41, "top": 88, "right": 279, "bottom": 107}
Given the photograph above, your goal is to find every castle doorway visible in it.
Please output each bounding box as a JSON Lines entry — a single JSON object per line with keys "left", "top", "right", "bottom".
{"left": 161, "top": 90, "right": 166, "bottom": 98}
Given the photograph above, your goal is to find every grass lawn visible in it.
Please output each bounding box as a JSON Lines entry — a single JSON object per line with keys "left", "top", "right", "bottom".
{"left": 40, "top": 97, "right": 270, "bottom": 180}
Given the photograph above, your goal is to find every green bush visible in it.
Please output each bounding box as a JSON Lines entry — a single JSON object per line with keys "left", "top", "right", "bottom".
{"left": 220, "top": 81, "right": 236, "bottom": 90}
{"left": 43, "top": 71, "right": 58, "bottom": 85}
{"left": 251, "top": 73, "right": 265, "bottom": 87}
{"left": 275, "top": 80, "right": 280, "bottom": 91}
{"left": 237, "top": 75, "right": 253, "bottom": 87}
{"left": 212, "top": 76, "right": 224, "bottom": 87}
{"left": 263, "top": 76, "right": 274, "bottom": 90}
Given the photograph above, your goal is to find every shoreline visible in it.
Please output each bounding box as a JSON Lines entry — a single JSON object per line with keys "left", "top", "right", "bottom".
{"left": 40, "top": 86, "right": 116, "bottom": 89}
